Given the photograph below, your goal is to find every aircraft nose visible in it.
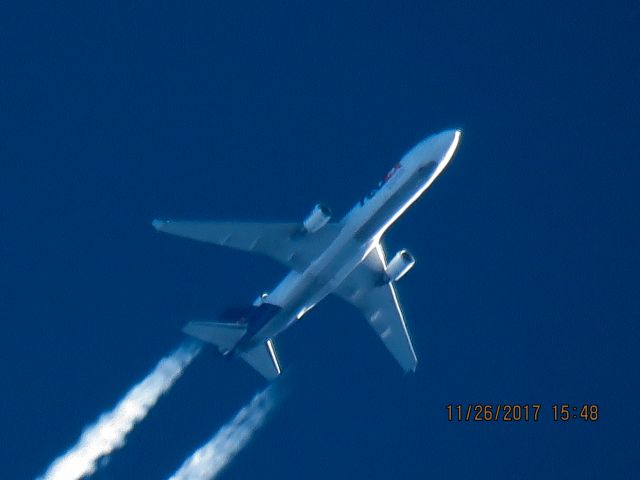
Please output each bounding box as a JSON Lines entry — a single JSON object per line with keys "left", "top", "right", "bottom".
{"left": 425, "top": 129, "right": 462, "bottom": 171}
{"left": 432, "top": 129, "right": 462, "bottom": 159}
{"left": 401, "top": 129, "right": 462, "bottom": 170}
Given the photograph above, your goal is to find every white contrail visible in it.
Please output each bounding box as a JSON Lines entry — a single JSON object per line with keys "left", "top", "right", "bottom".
{"left": 168, "top": 384, "right": 278, "bottom": 480}
{"left": 39, "top": 341, "right": 202, "bottom": 480}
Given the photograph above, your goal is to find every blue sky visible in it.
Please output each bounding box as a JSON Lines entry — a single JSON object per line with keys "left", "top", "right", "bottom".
{"left": 2, "top": 1, "right": 639, "bottom": 478}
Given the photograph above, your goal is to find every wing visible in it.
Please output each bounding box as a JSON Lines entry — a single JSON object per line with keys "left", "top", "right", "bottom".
{"left": 333, "top": 243, "right": 418, "bottom": 372}
{"left": 152, "top": 220, "right": 340, "bottom": 272}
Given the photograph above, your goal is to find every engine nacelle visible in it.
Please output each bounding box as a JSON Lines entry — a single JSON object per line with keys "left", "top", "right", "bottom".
{"left": 302, "top": 203, "right": 332, "bottom": 233}
{"left": 384, "top": 249, "right": 415, "bottom": 283}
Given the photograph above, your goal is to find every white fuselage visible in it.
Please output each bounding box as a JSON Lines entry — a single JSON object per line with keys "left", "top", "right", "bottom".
{"left": 247, "top": 129, "right": 461, "bottom": 346}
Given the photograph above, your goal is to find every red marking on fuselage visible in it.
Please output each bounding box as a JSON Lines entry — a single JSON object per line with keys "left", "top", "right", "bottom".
{"left": 384, "top": 162, "right": 401, "bottom": 182}
{"left": 360, "top": 163, "right": 403, "bottom": 207}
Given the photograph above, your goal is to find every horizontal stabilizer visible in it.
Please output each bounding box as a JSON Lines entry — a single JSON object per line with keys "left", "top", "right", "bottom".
{"left": 183, "top": 321, "right": 281, "bottom": 380}
{"left": 239, "top": 339, "right": 281, "bottom": 381}
{"left": 183, "top": 321, "right": 246, "bottom": 354}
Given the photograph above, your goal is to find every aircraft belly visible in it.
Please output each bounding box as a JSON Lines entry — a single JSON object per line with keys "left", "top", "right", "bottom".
{"left": 250, "top": 241, "right": 366, "bottom": 342}
{"left": 244, "top": 160, "right": 435, "bottom": 350}
{"left": 246, "top": 163, "right": 432, "bottom": 345}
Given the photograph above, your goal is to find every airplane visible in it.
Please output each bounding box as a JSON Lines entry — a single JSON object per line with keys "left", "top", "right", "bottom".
{"left": 153, "top": 129, "right": 462, "bottom": 380}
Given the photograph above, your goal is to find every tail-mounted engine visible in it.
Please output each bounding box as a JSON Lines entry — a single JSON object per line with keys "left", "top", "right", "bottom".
{"left": 302, "top": 203, "right": 332, "bottom": 233}
{"left": 381, "top": 249, "right": 415, "bottom": 283}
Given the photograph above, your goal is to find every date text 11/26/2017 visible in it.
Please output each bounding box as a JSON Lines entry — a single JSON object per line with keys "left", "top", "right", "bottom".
{"left": 446, "top": 404, "right": 599, "bottom": 422}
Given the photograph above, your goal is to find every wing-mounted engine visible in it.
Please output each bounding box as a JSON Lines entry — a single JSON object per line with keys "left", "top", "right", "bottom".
{"left": 380, "top": 249, "right": 415, "bottom": 284}
{"left": 302, "top": 203, "right": 332, "bottom": 233}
